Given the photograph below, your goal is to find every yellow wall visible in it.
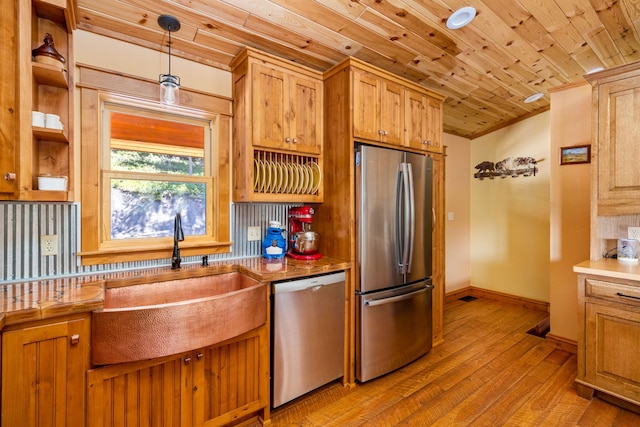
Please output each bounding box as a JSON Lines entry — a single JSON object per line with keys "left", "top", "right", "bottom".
{"left": 74, "top": 30, "right": 231, "bottom": 97}
{"left": 470, "top": 112, "right": 551, "bottom": 302}
{"left": 444, "top": 134, "right": 471, "bottom": 292}
{"left": 549, "top": 82, "right": 591, "bottom": 342}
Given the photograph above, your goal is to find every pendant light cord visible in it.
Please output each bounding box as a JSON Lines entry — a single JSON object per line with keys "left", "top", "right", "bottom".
{"left": 167, "top": 29, "right": 172, "bottom": 76}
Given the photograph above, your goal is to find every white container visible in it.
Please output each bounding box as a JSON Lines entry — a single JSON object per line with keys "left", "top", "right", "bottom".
{"left": 618, "top": 238, "right": 640, "bottom": 263}
{"left": 37, "top": 175, "right": 68, "bottom": 191}
{"left": 32, "top": 111, "right": 45, "bottom": 127}
{"left": 45, "top": 113, "right": 62, "bottom": 129}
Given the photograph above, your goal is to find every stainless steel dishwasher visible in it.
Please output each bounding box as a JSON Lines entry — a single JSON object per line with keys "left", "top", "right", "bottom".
{"left": 272, "top": 271, "right": 346, "bottom": 408}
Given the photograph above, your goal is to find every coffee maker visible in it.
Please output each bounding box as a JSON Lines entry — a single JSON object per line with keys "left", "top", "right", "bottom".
{"left": 287, "top": 206, "right": 321, "bottom": 260}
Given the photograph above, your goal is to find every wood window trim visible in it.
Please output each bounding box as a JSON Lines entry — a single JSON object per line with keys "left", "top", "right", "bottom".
{"left": 77, "top": 64, "right": 232, "bottom": 265}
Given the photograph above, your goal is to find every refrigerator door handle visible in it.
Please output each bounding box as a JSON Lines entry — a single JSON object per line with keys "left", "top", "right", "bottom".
{"left": 395, "top": 166, "right": 404, "bottom": 273}
{"left": 398, "top": 163, "right": 411, "bottom": 274}
{"left": 406, "top": 163, "right": 415, "bottom": 273}
{"left": 364, "top": 286, "right": 429, "bottom": 307}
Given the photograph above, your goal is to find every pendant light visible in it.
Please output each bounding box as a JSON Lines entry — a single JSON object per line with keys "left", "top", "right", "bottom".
{"left": 158, "top": 15, "right": 181, "bottom": 105}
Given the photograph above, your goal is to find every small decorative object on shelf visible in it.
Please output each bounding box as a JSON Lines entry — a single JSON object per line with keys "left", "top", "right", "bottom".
{"left": 32, "top": 33, "right": 66, "bottom": 68}
{"left": 474, "top": 157, "right": 540, "bottom": 180}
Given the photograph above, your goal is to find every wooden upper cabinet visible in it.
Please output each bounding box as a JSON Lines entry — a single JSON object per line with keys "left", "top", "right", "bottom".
{"left": 0, "top": 0, "right": 75, "bottom": 201}
{"left": 586, "top": 62, "right": 640, "bottom": 215}
{"left": 251, "top": 62, "right": 322, "bottom": 155}
{"left": 2, "top": 316, "right": 89, "bottom": 427}
{"left": 404, "top": 89, "right": 443, "bottom": 153}
{"left": 231, "top": 47, "right": 324, "bottom": 203}
{"left": 404, "top": 89, "right": 428, "bottom": 150}
{"left": 353, "top": 69, "right": 403, "bottom": 145}
{"left": 426, "top": 97, "right": 444, "bottom": 153}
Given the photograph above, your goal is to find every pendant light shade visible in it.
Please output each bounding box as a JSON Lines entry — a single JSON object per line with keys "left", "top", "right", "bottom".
{"left": 158, "top": 15, "right": 181, "bottom": 105}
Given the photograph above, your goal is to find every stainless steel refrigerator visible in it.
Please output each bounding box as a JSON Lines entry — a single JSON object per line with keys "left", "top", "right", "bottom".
{"left": 355, "top": 143, "right": 433, "bottom": 382}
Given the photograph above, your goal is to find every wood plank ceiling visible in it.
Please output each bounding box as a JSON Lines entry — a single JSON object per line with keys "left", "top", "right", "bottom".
{"left": 75, "top": 0, "right": 640, "bottom": 139}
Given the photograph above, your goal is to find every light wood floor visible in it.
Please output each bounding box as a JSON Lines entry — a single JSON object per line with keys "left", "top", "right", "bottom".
{"left": 268, "top": 297, "right": 640, "bottom": 426}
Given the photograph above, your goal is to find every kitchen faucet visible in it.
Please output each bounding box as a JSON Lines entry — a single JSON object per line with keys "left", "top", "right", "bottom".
{"left": 171, "top": 213, "right": 185, "bottom": 269}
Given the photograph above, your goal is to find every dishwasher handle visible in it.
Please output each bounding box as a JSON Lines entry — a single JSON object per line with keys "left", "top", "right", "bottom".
{"left": 273, "top": 271, "right": 346, "bottom": 294}
{"left": 364, "top": 286, "right": 430, "bottom": 307}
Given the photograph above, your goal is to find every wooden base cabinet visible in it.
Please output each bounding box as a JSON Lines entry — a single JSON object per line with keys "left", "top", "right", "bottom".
{"left": 1, "top": 315, "right": 90, "bottom": 427}
{"left": 577, "top": 274, "right": 640, "bottom": 405}
{"left": 87, "top": 326, "right": 269, "bottom": 427}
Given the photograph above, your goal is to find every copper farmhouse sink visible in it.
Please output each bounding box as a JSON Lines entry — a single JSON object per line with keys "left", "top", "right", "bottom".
{"left": 92, "top": 272, "right": 267, "bottom": 365}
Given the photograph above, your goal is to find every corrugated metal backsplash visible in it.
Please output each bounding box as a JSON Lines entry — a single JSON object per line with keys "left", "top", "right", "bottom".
{"left": 0, "top": 202, "right": 300, "bottom": 283}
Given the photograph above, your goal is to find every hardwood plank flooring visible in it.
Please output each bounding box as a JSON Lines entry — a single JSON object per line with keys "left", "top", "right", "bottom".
{"left": 267, "top": 297, "right": 640, "bottom": 426}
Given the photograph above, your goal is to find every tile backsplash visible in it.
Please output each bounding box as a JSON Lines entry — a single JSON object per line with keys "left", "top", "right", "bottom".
{"left": 0, "top": 201, "right": 299, "bottom": 284}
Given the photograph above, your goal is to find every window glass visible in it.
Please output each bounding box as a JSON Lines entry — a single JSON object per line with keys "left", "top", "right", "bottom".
{"left": 102, "top": 103, "right": 212, "bottom": 241}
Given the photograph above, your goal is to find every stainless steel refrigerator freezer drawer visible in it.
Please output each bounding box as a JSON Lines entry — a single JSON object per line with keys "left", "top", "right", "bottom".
{"left": 356, "top": 281, "right": 433, "bottom": 382}
{"left": 272, "top": 272, "right": 346, "bottom": 408}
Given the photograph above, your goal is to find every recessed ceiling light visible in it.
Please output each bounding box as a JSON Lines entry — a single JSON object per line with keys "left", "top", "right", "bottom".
{"left": 586, "top": 67, "right": 604, "bottom": 74}
{"left": 524, "top": 93, "right": 544, "bottom": 103}
{"left": 447, "top": 7, "right": 476, "bottom": 30}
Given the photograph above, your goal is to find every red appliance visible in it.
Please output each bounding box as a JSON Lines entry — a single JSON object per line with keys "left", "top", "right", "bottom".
{"left": 287, "top": 206, "right": 322, "bottom": 260}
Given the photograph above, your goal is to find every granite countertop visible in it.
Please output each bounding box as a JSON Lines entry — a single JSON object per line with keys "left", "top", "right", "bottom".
{"left": 0, "top": 256, "right": 350, "bottom": 329}
{"left": 574, "top": 258, "right": 640, "bottom": 281}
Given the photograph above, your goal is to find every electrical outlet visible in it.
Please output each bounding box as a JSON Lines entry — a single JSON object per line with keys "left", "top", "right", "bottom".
{"left": 247, "top": 226, "right": 261, "bottom": 241}
{"left": 41, "top": 234, "right": 58, "bottom": 256}
{"left": 629, "top": 227, "right": 640, "bottom": 240}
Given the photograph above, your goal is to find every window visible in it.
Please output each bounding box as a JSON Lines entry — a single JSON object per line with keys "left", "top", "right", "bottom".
{"left": 78, "top": 66, "right": 231, "bottom": 265}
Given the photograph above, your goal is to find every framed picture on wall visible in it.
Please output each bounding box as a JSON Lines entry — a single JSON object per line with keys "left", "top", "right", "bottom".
{"left": 560, "top": 144, "right": 591, "bottom": 165}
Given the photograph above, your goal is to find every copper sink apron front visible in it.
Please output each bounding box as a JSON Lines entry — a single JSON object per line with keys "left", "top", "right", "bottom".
{"left": 91, "top": 272, "right": 267, "bottom": 365}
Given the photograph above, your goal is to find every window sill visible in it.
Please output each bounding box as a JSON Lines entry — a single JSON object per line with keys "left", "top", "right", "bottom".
{"left": 79, "top": 241, "right": 233, "bottom": 266}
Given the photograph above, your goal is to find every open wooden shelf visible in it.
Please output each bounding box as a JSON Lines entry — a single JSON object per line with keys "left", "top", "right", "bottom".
{"left": 33, "top": 126, "right": 68, "bottom": 143}
{"left": 32, "top": 62, "right": 68, "bottom": 88}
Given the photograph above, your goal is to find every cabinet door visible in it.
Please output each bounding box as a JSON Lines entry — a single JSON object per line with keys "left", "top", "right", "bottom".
{"left": 252, "top": 63, "right": 288, "bottom": 150}
{"left": 596, "top": 77, "right": 640, "bottom": 214}
{"left": 2, "top": 318, "right": 87, "bottom": 427}
{"left": 379, "top": 80, "right": 404, "bottom": 145}
{"left": 585, "top": 301, "right": 640, "bottom": 403}
{"left": 405, "top": 89, "right": 428, "bottom": 150}
{"left": 193, "top": 327, "right": 268, "bottom": 426}
{"left": 288, "top": 74, "right": 322, "bottom": 154}
{"left": 426, "top": 97, "right": 443, "bottom": 153}
{"left": 87, "top": 352, "right": 192, "bottom": 427}
{"left": 353, "top": 69, "right": 382, "bottom": 142}
{"left": 0, "top": 0, "right": 17, "bottom": 195}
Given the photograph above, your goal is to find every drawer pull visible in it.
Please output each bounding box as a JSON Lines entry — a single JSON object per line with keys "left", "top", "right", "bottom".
{"left": 616, "top": 292, "right": 640, "bottom": 300}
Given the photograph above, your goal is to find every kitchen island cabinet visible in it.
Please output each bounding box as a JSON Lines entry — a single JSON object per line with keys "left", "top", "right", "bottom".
{"left": 2, "top": 314, "right": 90, "bottom": 427}
{"left": 574, "top": 260, "right": 640, "bottom": 408}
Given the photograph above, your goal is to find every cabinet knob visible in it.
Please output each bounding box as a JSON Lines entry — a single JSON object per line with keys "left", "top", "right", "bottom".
{"left": 378, "top": 129, "right": 383, "bottom": 135}
{"left": 292, "top": 138, "right": 297, "bottom": 144}
{"left": 70, "top": 334, "right": 80, "bottom": 345}
{"left": 184, "top": 356, "right": 191, "bottom": 365}
{"left": 285, "top": 137, "right": 291, "bottom": 142}
{"left": 422, "top": 140, "right": 428, "bottom": 145}
{"left": 196, "top": 352, "right": 203, "bottom": 360}
{"left": 4, "top": 173, "right": 16, "bottom": 181}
